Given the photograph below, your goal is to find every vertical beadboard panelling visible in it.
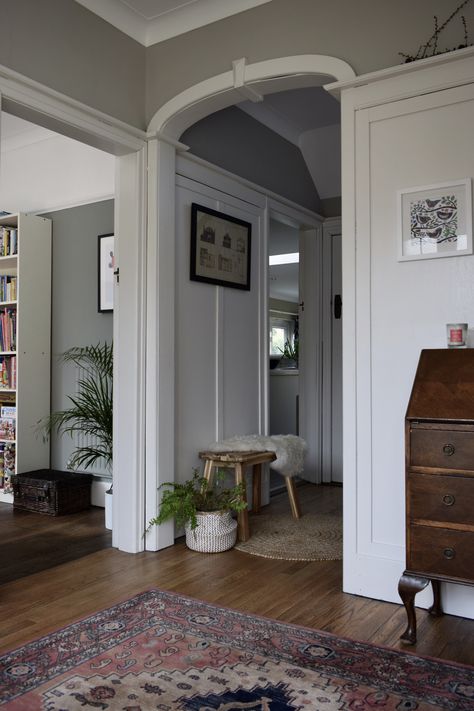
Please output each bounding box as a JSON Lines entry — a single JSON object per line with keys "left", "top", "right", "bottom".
{"left": 174, "top": 175, "right": 264, "bottom": 486}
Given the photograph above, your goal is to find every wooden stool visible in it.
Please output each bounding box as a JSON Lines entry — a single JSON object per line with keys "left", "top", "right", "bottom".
{"left": 199, "top": 450, "right": 275, "bottom": 541}
{"left": 199, "top": 449, "right": 301, "bottom": 542}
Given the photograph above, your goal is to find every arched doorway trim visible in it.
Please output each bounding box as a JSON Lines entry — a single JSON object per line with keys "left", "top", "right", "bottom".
{"left": 144, "top": 53, "right": 355, "bottom": 551}
{"left": 148, "top": 54, "right": 356, "bottom": 139}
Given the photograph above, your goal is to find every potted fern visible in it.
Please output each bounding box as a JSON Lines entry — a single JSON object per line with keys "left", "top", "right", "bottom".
{"left": 147, "top": 469, "right": 247, "bottom": 552}
{"left": 40, "top": 342, "right": 113, "bottom": 527}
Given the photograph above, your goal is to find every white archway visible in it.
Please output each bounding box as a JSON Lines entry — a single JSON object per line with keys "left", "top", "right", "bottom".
{"left": 148, "top": 54, "right": 355, "bottom": 139}
{"left": 144, "top": 54, "right": 355, "bottom": 551}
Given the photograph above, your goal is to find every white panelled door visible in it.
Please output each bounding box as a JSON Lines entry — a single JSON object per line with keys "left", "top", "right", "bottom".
{"left": 343, "top": 61, "right": 474, "bottom": 619}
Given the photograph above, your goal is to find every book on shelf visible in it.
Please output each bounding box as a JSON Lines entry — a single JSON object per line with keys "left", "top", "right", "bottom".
{"left": 0, "top": 418, "right": 15, "bottom": 440}
{"left": 1, "top": 406, "right": 15, "bottom": 419}
{"left": 0, "top": 356, "right": 15, "bottom": 389}
{"left": 0, "top": 441, "right": 15, "bottom": 491}
{"left": 0, "top": 309, "right": 16, "bottom": 351}
{"left": 0, "top": 276, "right": 17, "bottom": 302}
{"left": 0, "top": 227, "right": 18, "bottom": 257}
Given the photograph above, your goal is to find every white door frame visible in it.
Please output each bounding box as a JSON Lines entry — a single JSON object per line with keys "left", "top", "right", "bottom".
{"left": 144, "top": 54, "right": 355, "bottom": 550}
{"left": 267, "top": 203, "right": 323, "bottom": 485}
{"left": 0, "top": 64, "right": 148, "bottom": 553}
{"left": 321, "top": 217, "right": 342, "bottom": 484}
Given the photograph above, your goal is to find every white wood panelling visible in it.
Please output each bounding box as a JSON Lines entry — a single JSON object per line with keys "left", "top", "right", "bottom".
{"left": 174, "top": 177, "right": 264, "bottom": 483}
{"left": 342, "top": 54, "right": 474, "bottom": 617}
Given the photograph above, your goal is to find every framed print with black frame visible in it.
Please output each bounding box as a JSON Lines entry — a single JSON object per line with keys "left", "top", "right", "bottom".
{"left": 98, "top": 233, "right": 115, "bottom": 312}
{"left": 190, "top": 203, "right": 251, "bottom": 290}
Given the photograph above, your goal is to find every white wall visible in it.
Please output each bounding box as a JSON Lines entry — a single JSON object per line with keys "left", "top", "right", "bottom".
{"left": 43, "top": 201, "right": 114, "bottom": 503}
{"left": 343, "top": 54, "right": 474, "bottom": 619}
{"left": 174, "top": 174, "right": 264, "bottom": 486}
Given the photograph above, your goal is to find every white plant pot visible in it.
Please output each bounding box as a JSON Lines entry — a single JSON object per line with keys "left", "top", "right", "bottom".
{"left": 185, "top": 510, "right": 237, "bottom": 553}
{"left": 105, "top": 490, "right": 113, "bottom": 530}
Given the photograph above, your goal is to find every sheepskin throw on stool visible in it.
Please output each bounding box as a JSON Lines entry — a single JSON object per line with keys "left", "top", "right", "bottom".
{"left": 206, "top": 434, "right": 307, "bottom": 477}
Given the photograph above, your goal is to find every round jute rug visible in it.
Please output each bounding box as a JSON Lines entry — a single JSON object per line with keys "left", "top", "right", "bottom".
{"left": 234, "top": 511, "right": 342, "bottom": 561}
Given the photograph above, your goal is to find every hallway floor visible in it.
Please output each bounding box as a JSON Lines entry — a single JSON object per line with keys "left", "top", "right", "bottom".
{"left": 0, "top": 484, "right": 472, "bottom": 665}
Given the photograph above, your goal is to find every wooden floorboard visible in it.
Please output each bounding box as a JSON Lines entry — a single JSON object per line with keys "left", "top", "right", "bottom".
{"left": 0, "top": 485, "right": 473, "bottom": 665}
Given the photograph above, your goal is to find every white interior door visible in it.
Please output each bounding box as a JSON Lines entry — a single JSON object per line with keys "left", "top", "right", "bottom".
{"left": 298, "top": 226, "right": 322, "bottom": 483}
{"left": 331, "top": 232, "right": 343, "bottom": 482}
{"left": 322, "top": 219, "right": 342, "bottom": 484}
{"left": 344, "top": 67, "right": 474, "bottom": 617}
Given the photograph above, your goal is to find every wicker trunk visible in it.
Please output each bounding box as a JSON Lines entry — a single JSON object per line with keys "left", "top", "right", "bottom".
{"left": 185, "top": 510, "right": 237, "bottom": 553}
{"left": 11, "top": 470, "right": 92, "bottom": 515}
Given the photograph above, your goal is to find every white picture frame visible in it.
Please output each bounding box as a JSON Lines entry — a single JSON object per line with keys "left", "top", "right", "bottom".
{"left": 397, "top": 178, "right": 472, "bottom": 261}
{"left": 98, "top": 233, "right": 115, "bottom": 312}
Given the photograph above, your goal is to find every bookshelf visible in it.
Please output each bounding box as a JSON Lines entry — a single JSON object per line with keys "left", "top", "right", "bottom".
{"left": 0, "top": 214, "right": 51, "bottom": 504}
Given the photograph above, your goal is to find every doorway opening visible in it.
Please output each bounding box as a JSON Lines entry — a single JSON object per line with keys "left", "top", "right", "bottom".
{"left": 148, "top": 91, "right": 344, "bottom": 556}
{"left": 0, "top": 109, "right": 116, "bottom": 582}
{"left": 177, "top": 92, "right": 341, "bottom": 490}
{"left": 145, "top": 53, "right": 355, "bottom": 552}
{"left": 268, "top": 216, "right": 300, "bottom": 495}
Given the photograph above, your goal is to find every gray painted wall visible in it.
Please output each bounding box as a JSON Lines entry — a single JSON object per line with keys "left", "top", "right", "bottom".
{"left": 1, "top": 0, "right": 472, "bottom": 132}
{"left": 0, "top": 0, "right": 145, "bottom": 129}
{"left": 181, "top": 107, "right": 321, "bottom": 212}
{"left": 42, "top": 200, "right": 114, "bottom": 472}
{"left": 146, "top": 0, "right": 474, "bottom": 122}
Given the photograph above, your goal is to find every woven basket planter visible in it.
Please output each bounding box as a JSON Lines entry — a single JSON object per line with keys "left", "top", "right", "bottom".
{"left": 185, "top": 510, "right": 237, "bottom": 553}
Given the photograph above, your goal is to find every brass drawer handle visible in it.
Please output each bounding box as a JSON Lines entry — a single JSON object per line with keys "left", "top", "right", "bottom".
{"left": 443, "top": 547, "right": 456, "bottom": 560}
{"left": 442, "top": 494, "right": 455, "bottom": 506}
{"left": 442, "top": 444, "right": 455, "bottom": 456}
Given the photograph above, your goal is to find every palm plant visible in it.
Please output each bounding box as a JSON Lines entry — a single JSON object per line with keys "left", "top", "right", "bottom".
{"left": 41, "top": 342, "right": 113, "bottom": 475}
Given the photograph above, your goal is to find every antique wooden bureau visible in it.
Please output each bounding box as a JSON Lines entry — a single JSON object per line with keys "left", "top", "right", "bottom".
{"left": 398, "top": 348, "right": 474, "bottom": 644}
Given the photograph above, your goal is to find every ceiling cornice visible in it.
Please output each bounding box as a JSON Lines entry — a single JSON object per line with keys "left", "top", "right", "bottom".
{"left": 75, "top": 0, "right": 272, "bottom": 46}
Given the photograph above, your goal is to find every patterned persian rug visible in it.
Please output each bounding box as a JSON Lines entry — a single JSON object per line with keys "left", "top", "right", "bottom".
{"left": 235, "top": 512, "right": 342, "bottom": 561}
{"left": 0, "top": 590, "right": 472, "bottom": 710}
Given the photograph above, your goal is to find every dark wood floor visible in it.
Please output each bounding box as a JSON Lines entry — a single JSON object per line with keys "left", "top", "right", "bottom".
{"left": 0, "top": 485, "right": 473, "bottom": 666}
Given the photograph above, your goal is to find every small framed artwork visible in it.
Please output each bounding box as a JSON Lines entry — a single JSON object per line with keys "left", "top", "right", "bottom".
{"left": 398, "top": 179, "right": 472, "bottom": 261}
{"left": 98, "top": 233, "right": 115, "bottom": 312}
{"left": 190, "top": 203, "right": 251, "bottom": 290}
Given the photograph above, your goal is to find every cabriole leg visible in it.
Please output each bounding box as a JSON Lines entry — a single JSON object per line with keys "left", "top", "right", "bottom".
{"left": 429, "top": 579, "right": 443, "bottom": 617}
{"left": 398, "top": 572, "right": 430, "bottom": 644}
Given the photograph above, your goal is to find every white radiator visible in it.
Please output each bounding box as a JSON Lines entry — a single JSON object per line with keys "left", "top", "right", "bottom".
{"left": 73, "top": 365, "right": 110, "bottom": 478}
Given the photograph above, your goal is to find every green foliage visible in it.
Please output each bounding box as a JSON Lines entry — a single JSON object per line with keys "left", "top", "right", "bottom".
{"left": 39, "top": 343, "right": 113, "bottom": 473}
{"left": 147, "top": 469, "right": 247, "bottom": 531}
{"left": 278, "top": 338, "right": 298, "bottom": 362}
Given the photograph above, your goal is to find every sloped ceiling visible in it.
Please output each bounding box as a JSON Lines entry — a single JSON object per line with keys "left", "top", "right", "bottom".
{"left": 239, "top": 86, "right": 341, "bottom": 202}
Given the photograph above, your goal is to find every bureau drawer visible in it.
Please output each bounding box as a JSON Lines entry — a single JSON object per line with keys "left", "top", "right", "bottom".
{"left": 410, "top": 428, "right": 474, "bottom": 471}
{"left": 408, "top": 473, "right": 474, "bottom": 526}
{"left": 408, "top": 525, "right": 474, "bottom": 581}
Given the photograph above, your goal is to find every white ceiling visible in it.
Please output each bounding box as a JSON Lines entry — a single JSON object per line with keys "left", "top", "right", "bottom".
{"left": 74, "top": 0, "right": 272, "bottom": 45}
{"left": 1, "top": 114, "right": 302, "bottom": 301}
{"left": 1, "top": 113, "right": 56, "bottom": 152}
